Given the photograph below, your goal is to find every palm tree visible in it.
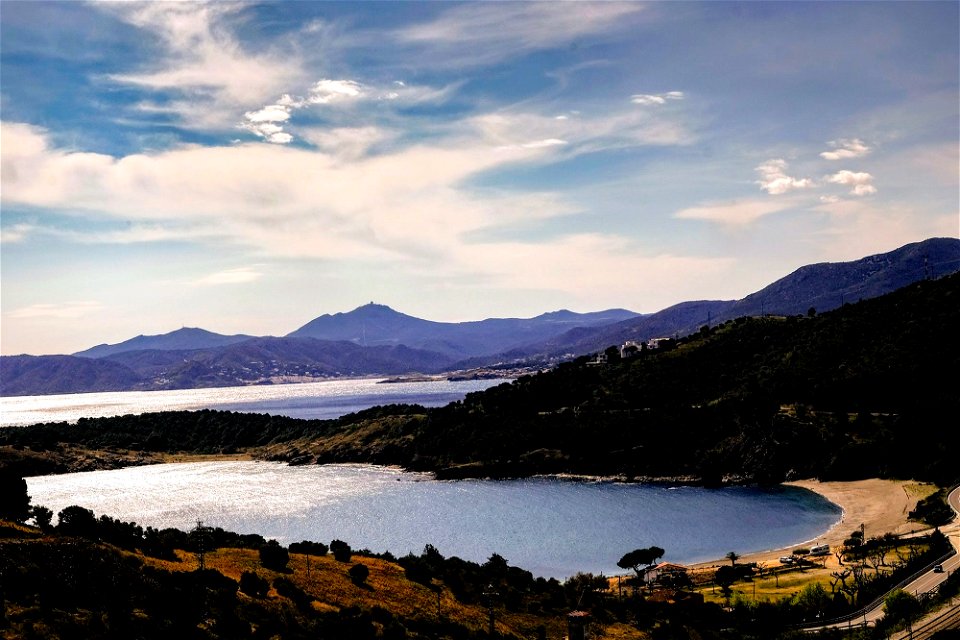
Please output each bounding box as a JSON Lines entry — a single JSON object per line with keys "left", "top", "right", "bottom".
{"left": 725, "top": 551, "right": 740, "bottom": 566}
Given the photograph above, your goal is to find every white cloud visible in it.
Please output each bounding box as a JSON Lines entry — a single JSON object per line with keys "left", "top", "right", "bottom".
{"left": 825, "top": 170, "right": 877, "bottom": 196}
{"left": 631, "top": 91, "right": 685, "bottom": 106}
{"left": 0, "top": 120, "right": 568, "bottom": 263}
{"left": 755, "top": 159, "right": 815, "bottom": 195}
{"left": 674, "top": 199, "right": 794, "bottom": 226}
{"left": 194, "top": 267, "right": 263, "bottom": 286}
{"left": 0, "top": 223, "right": 34, "bottom": 244}
{"left": 239, "top": 78, "right": 455, "bottom": 144}
{"left": 518, "top": 138, "right": 568, "bottom": 150}
{"left": 299, "top": 126, "right": 392, "bottom": 160}
{"left": 472, "top": 107, "right": 693, "bottom": 158}
{"left": 820, "top": 138, "right": 871, "bottom": 160}
{"left": 309, "top": 79, "right": 364, "bottom": 104}
{"left": 244, "top": 105, "right": 292, "bottom": 123}
{"left": 6, "top": 301, "right": 102, "bottom": 319}
{"left": 99, "top": 3, "right": 306, "bottom": 129}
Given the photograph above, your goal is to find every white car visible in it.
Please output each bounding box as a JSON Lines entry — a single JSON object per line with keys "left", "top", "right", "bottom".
{"left": 779, "top": 556, "right": 795, "bottom": 564}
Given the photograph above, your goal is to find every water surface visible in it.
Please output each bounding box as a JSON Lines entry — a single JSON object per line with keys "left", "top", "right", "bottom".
{"left": 26, "top": 461, "right": 842, "bottom": 579}
{"left": 0, "top": 378, "right": 508, "bottom": 427}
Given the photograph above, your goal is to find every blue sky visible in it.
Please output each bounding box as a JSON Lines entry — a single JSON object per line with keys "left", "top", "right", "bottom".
{"left": 1, "top": 1, "right": 957, "bottom": 356}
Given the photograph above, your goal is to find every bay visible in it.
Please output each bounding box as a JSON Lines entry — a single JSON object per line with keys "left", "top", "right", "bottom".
{"left": 26, "top": 461, "right": 843, "bottom": 580}
{"left": 0, "top": 377, "right": 509, "bottom": 427}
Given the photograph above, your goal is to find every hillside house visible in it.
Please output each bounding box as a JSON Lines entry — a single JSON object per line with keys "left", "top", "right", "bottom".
{"left": 646, "top": 562, "right": 690, "bottom": 586}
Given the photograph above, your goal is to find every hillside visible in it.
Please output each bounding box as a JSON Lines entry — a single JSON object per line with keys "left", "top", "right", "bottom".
{"left": 520, "top": 237, "right": 960, "bottom": 360}
{"left": 74, "top": 327, "right": 256, "bottom": 359}
{"left": 4, "top": 272, "right": 958, "bottom": 487}
{"left": 0, "top": 516, "right": 581, "bottom": 640}
{"left": 0, "top": 339, "right": 460, "bottom": 397}
{"left": 0, "top": 355, "right": 143, "bottom": 396}
{"left": 262, "top": 272, "right": 960, "bottom": 485}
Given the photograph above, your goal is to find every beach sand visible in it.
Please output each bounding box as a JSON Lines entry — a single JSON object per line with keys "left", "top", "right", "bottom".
{"left": 690, "top": 478, "right": 936, "bottom": 569}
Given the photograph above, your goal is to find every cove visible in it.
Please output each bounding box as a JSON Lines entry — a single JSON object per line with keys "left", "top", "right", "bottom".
{"left": 26, "top": 461, "right": 842, "bottom": 579}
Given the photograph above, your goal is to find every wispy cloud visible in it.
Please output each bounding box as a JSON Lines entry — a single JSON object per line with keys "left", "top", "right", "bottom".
{"left": 99, "top": 3, "right": 306, "bottom": 129}
{"left": 825, "top": 170, "right": 877, "bottom": 196}
{"left": 240, "top": 78, "right": 454, "bottom": 144}
{"left": 0, "top": 223, "right": 35, "bottom": 244}
{"left": 755, "top": 159, "right": 814, "bottom": 195}
{"left": 630, "top": 91, "right": 684, "bottom": 106}
{"left": 674, "top": 199, "right": 794, "bottom": 226}
{"left": 194, "top": 267, "right": 263, "bottom": 286}
{"left": 7, "top": 301, "right": 102, "bottom": 319}
{"left": 820, "top": 138, "right": 871, "bottom": 160}
{"left": 299, "top": 126, "right": 394, "bottom": 160}
{"left": 393, "top": 2, "right": 647, "bottom": 68}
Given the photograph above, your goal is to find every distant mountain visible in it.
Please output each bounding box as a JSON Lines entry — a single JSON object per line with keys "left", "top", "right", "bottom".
{"left": 287, "top": 303, "right": 641, "bottom": 358}
{"left": 5, "top": 237, "right": 957, "bottom": 397}
{"left": 514, "top": 237, "right": 960, "bottom": 359}
{"left": 0, "top": 355, "right": 143, "bottom": 396}
{"left": 74, "top": 327, "right": 255, "bottom": 359}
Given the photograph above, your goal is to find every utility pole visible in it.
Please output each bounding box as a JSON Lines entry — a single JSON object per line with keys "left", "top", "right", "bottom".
{"left": 195, "top": 520, "right": 206, "bottom": 571}
{"left": 483, "top": 584, "right": 498, "bottom": 638}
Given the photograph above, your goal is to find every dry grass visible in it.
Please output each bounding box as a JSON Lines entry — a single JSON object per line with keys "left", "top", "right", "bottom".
{"left": 139, "top": 547, "right": 592, "bottom": 638}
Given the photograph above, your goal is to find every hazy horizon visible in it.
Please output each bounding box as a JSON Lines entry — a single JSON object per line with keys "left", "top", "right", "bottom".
{"left": 2, "top": 1, "right": 958, "bottom": 356}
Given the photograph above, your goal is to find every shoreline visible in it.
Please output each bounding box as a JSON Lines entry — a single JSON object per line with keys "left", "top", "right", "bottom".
{"left": 689, "top": 478, "right": 935, "bottom": 569}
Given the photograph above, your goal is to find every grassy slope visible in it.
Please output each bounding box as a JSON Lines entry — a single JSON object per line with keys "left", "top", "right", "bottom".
{"left": 0, "top": 520, "right": 593, "bottom": 640}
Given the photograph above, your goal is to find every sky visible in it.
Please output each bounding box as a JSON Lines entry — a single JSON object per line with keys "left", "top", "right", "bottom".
{"left": 1, "top": 1, "right": 958, "bottom": 356}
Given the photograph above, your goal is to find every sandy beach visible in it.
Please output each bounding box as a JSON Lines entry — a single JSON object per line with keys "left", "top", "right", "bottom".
{"left": 690, "top": 478, "right": 936, "bottom": 569}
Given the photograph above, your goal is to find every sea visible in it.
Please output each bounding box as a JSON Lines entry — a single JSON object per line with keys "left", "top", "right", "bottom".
{"left": 7, "top": 378, "right": 843, "bottom": 579}
{"left": 25, "top": 461, "right": 842, "bottom": 580}
{"left": 0, "top": 377, "right": 510, "bottom": 428}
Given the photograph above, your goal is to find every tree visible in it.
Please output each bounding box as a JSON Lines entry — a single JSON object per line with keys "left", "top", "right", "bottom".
{"left": 349, "top": 563, "right": 370, "bottom": 585}
{"left": 330, "top": 539, "right": 352, "bottom": 562}
{"left": 725, "top": 551, "right": 740, "bottom": 566}
{"left": 714, "top": 565, "right": 737, "bottom": 605}
{"left": 617, "top": 546, "right": 665, "bottom": 585}
{"left": 239, "top": 571, "right": 269, "bottom": 598}
{"left": 56, "top": 505, "right": 98, "bottom": 538}
{"left": 30, "top": 505, "right": 53, "bottom": 532}
{"left": 793, "top": 582, "right": 830, "bottom": 619}
{"left": 259, "top": 539, "right": 290, "bottom": 571}
{"left": 0, "top": 474, "right": 31, "bottom": 523}
{"left": 883, "top": 589, "right": 920, "bottom": 627}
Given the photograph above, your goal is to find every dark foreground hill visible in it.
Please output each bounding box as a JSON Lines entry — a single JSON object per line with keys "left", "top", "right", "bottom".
{"left": 3, "top": 272, "right": 958, "bottom": 487}
{"left": 264, "top": 271, "right": 960, "bottom": 485}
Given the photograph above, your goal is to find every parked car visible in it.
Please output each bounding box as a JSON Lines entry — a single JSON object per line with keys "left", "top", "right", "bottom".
{"left": 779, "top": 556, "right": 795, "bottom": 565}
{"left": 933, "top": 564, "right": 944, "bottom": 573}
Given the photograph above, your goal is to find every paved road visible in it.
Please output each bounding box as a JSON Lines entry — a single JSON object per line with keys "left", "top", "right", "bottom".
{"left": 810, "top": 485, "right": 960, "bottom": 632}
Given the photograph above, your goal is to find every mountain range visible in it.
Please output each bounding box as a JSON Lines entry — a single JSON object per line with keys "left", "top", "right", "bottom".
{"left": 1, "top": 237, "right": 957, "bottom": 396}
